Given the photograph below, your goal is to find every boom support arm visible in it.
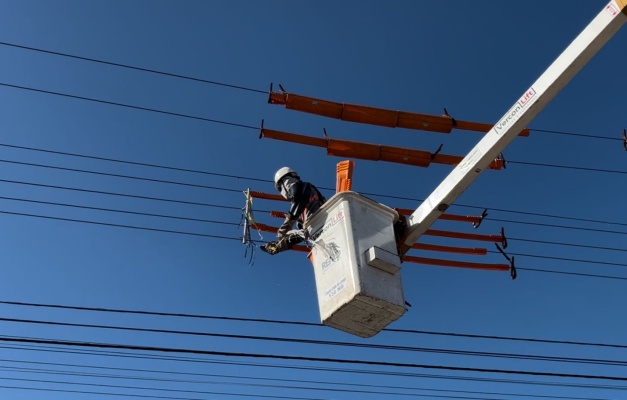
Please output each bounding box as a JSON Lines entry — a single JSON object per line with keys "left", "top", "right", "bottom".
{"left": 402, "top": 1, "right": 627, "bottom": 252}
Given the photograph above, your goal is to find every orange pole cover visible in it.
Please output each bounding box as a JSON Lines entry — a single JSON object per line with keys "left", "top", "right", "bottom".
{"left": 413, "top": 243, "right": 487, "bottom": 255}
{"left": 261, "top": 128, "right": 504, "bottom": 170}
{"left": 425, "top": 229, "right": 503, "bottom": 243}
{"left": 336, "top": 160, "right": 354, "bottom": 193}
{"left": 269, "top": 91, "right": 529, "bottom": 137}
{"left": 403, "top": 255, "right": 509, "bottom": 271}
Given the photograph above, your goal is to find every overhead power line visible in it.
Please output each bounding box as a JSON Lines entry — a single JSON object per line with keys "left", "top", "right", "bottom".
{"left": 4, "top": 316, "right": 627, "bottom": 367}
{"left": 0, "top": 41, "right": 620, "bottom": 142}
{"left": 0, "top": 359, "right": 613, "bottom": 400}
{"left": 0, "top": 158, "right": 244, "bottom": 193}
{"left": 2, "top": 189, "right": 627, "bottom": 260}
{"left": 0, "top": 82, "right": 259, "bottom": 130}
{"left": 0, "top": 209, "right": 240, "bottom": 241}
{"left": 0, "top": 41, "right": 268, "bottom": 95}
{"left": 2, "top": 139, "right": 627, "bottom": 229}
{"left": 2, "top": 299, "right": 627, "bottom": 350}
{"left": 3, "top": 204, "right": 627, "bottom": 275}
{"left": 1, "top": 335, "right": 627, "bottom": 381}
{"left": 4, "top": 343, "right": 625, "bottom": 393}
{"left": 508, "top": 160, "right": 627, "bottom": 175}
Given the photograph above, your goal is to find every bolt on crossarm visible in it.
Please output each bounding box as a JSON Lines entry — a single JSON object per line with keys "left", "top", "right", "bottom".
{"left": 401, "top": 1, "right": 627, "bottom": 254}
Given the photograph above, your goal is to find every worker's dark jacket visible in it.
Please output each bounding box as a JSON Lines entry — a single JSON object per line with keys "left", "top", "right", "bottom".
{"left": 278, "top": 181, "right": 325, "bottom": 237}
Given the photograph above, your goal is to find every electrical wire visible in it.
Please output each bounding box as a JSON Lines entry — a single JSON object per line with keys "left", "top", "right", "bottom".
{"left": 2, "top": 139, "right": 626, "bottom": 230}
{"left": 0, "top": 157, "right": 244, "bottom": 193}
{"left": 508, "top": 160, "right": 627, "bottom": 175}
{"left": 2, "top": 343, "right": 624, "bottom": 393}
{"left": 3, "top": 299, "right": 627, "bottom": 350}
{"left": 2, "top": 144, "right": 627, "bottom": 239}
{"left": 0, "top": 209, "right": 240, "bottom": 240}
{"left": 3, "top": 204, "right": 627, "bottom": 276}
{"left": 0, "top": 371, "right": 540, "bottom": 400}
{"left": 0, "top": 335, "right": 626, "bottom": 381}
{"left": 0, "top": 41, "right": 620, "bottom": 142}
{"left": 0, "top": 82, "right": 259, "bottom": 130}
{"left": 0, "top": 195, "right": 240, "bottom": 224}
{"left": 0, "top": 41, "right": 268, "bottom": 94}
{"left": 0, "top": 361, "right": 613, "bottom": 400}
{"left": 3, "top": 316, "right": 627, "bottom": 368}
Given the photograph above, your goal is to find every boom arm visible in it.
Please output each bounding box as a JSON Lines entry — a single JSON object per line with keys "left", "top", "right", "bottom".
{"left": 402, "top": 1, "right": 627, "bottom": 252}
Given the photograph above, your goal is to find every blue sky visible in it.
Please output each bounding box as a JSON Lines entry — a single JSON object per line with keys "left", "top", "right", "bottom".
{"left": 0, "top": 1, "right": 626, "bottom": 399}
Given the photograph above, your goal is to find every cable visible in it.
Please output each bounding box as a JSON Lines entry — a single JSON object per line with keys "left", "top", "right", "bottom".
{"left": 0, "top": 41, "right": 268, "bottom": 94}
{"left": 2, "top": 139, "right": 627, "bottom": 228}
{"left": 6, "top": 341, "right": 627, "bottom": 394}
{"left": 529, "top": 128, "right": 619, "bottom": 141}
{"left": 486, "top": 250, "right": 627, "bottom": 267}
{"left": 2, "top": 203, "right": 626, "bottom": 280}
{"left": 0, "top": 40, "right": 620, "bottom": 143}
{"left": 515, "top": 267, "right": 627, "bottom": 280}
{"left": 0, "top": 158, "right": 244, "bottom": 193}
{"left": 508, "top": 160, "right": 627, "bottom": 174}
{"left": 0, "top": 177, "right": 241, "bottom": 209}
{"left": 3, "top": 343, "right": 625, "bottom": 393}
{"left": 4, "top": 299, "right": 627, "bottom": 350}
{"left": 0, "top": 142, "right": 269, "bottom": 183}
{"left": 0, "top": 376, "right": 361, "bottom": 400}
{"left": 508, "top": 236, "right": 627, "bottom": 254}
{"left": 0, "top": 195, "right": 241, "bottom": 225}
{"left": 0, "top": 361, "right": 613, "bottom": 400}
{"left": 3, "top": 316, "right": 627, "bottom": 368}
{"left": 0, "top": 372, "right": 529, "bottom": 400}
{"left": 3, "top": 144, "right": 627, "bottom": 236}
{"left": 0, "top": 209, "right": 240, "bottom": 240}
{"left": 2, "top": 335, "right": 627, "bottom": 381}
{"left": 0, "top": 82, "right": 259, "bottom": 130}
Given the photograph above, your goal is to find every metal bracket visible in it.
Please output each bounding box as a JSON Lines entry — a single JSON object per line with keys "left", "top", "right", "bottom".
{"left": 258, "top": 119, "right": 265, "bottom": 139}
{"left": 472, "top": 209, "right": 489, "bottom": 229}
{"left": 496, "top": 153, "right": 507, "bottom": 169}
{"left": 443, "top": 107, "right": 457, "bottom": 126}
{"left": 430, "top": 144, "right": 443, "bottom": 160}
{"left": 495, "top": 243, "right": 517, "bottom": 280}
{"left": 622, "top": 129, "right": 626, "bottom": 151}
{"left": 501, "top": 227, "right": 507, "bottom": 249}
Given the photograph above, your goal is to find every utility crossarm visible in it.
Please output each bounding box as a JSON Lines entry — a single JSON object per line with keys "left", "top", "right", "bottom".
{"left": 268, "top": 89, "right": 530, "bottom": 137}
{"left": 260, "top": 127, "right": 506, "bottom": 170}
{"left": 401, "top": 1, "right": 627, "bottom": 254}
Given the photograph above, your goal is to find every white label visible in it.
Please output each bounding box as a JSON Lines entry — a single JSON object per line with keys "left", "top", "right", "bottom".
{"left": 325, "top": 277, "right": 347, "bottom": 298}
{"left": 458, "top": 148, "right": 484, "bottom": 174}
{"left": 494, "top": 87, "right": 536, "bottom": 134}
{"left": 605, "top": 2, "right": 619, "bottom": 16}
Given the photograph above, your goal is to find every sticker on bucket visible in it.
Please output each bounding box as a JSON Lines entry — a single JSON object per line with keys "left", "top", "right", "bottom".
{"left": 318, "top": 240, "right": 341, "bottom": 271}
{"left": 325, "top": 277, "right": 347, "bottom": 298}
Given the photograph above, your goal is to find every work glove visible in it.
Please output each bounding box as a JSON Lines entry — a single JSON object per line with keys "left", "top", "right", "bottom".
{"left": 277, "top": 214, "right": 295, "bottom": 239}
{"left": 260, "top": 240, "right": 286, "bottom": 255}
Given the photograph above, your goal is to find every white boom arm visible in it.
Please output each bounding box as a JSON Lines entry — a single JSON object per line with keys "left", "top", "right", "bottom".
{"left": 403, "top": 1, "right": 627, "bottom": 251}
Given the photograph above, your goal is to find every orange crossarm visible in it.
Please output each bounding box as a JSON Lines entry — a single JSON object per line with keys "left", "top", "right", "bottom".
{"left": 413, "top": 243, "right": 487, "bottom": 255}
{"left": 268, "top": 90, "right": 529, "bottom": 137}
{"left": 283, "top": 245, "right": 497, "bottom": 271}
{"left": 336, "top": 160, "right": 354, "bottom": 193}
{"left": 261, "top": 128, "right": 504, "bottom": 170}
{"left": 403, "top": 255, "right": 509, "bottom": 271}
{"left": 266, "top": 206, "right": 483, "bottom": 226}
{"left": 249, "top": 191, "right": 286, "bottom": 202}
{"left": 425, "top": 229, "right": 503, "bottom": 243}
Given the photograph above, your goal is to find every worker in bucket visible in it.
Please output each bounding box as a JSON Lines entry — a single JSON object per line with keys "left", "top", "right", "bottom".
{"left": 261, "top": 167, "right": 326, "bottom": 255}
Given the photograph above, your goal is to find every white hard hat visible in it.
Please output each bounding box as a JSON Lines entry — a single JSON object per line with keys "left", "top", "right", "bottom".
{"left": 274, "top": 167, "right": 299, "bottom": 190}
